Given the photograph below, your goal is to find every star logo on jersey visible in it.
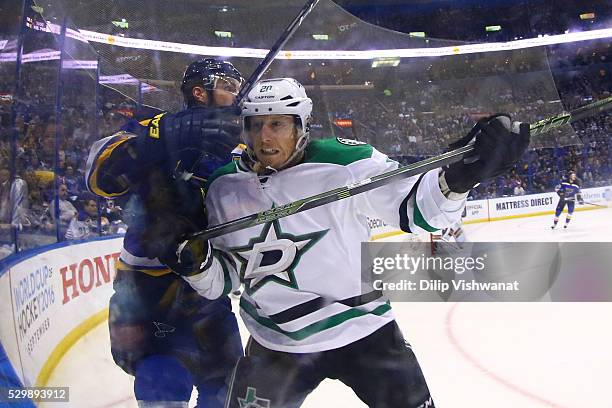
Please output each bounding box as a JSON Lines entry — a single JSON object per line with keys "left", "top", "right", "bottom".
{"left": 230, "top": 219, "right": 327, "bottom": 293}
{"left": 238, "top": 387, "right": 270, "bottom": 408}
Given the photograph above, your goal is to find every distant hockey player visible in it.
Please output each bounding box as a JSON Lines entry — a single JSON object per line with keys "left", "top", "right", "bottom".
{"left": 85, "top": 59, "right": 245, "bottom": 408}
{"left": 160, "top": 78, "right": 531, "bottom": 408}
{"left": 551, "top": 171, "right": 583, "bottom": 229}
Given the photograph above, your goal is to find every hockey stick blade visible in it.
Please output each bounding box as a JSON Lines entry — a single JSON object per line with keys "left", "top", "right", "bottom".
{"left": 582, "top": 201, "right": 608, "bottom": 208}
{"left": 234, "top": 0, "right": 320, "bottom": 105}
{"left": 191, "top": 96, "right": 612, "bottom": 240}
{"left": 530, "top": 95, "right": 612, "bottom": 136}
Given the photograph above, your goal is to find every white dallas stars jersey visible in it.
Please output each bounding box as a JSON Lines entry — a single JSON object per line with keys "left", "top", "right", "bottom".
{"left": 190, "top": 138, "right": 466, "bottom": 353}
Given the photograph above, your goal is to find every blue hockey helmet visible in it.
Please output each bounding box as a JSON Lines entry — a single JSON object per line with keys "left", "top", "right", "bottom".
{"left": 180, "top": 58, "right": 244, "bottom": 106}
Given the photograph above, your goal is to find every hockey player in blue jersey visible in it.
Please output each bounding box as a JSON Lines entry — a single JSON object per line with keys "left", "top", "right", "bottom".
{"left": 551, "top": 171, "right": 584, "bottom": 229}
{"left": 85, "top": 59, "right": 245, "bottom": 407}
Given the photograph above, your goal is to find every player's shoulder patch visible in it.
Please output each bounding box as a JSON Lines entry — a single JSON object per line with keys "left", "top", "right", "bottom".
{"left": 335, "top": 137, "right": 367, "bottom": 146}
{"left": 147, "top": 112, "right": 166, "bottom": 139}
{"left": 304, "top": 138, "right": 373, "bottom": 166}
{"left": 231, "top": 143, "right": 247, "bottom": 161}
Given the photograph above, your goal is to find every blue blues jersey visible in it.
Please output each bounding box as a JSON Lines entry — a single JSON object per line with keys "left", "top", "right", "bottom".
{"left": 85, "top": 112, "right": 245, "bottom": 277}
{"left": 555, "top": 179, "right": 581, "bottom": 201}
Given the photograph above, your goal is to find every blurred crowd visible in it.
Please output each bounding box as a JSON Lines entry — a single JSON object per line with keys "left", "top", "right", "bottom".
{"left": 314, "top": 41, "right": 611, "bottom": 200}
{"left": 0, "top": 69, "right": 130, "bottom": 257}
{"left": 364, "top": 0, "right": 612, "bottom": 43}
{"left": 0, "top": 13, "right": 610, "bottom": 259}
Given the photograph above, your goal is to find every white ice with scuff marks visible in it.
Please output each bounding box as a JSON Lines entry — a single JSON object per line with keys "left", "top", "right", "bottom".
{"left": 42, "top": 209, "right": 612, "bottom": 407}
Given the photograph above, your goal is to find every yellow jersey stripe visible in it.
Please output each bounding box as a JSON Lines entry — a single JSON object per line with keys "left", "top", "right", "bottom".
{"left": 88, "top": 135, "right": 133, "bottom": 198}
{"left": 115, "top": 259, "right": 173, "bottom": 276}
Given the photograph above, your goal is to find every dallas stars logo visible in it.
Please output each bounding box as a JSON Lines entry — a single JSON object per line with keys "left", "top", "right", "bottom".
{"left": 231, "top": 219, "right": 327, "bottom": 293}
{"left": 238, "top": 387, "right": 270, "bottom": 408}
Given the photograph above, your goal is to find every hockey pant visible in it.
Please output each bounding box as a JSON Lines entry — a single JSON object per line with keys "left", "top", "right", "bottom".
{"left": 226, "top": 321, "right": 434, "bottom": 408}
{"left": 555, "top": 199, "right": 575, "bottom": 217}
{"left": 109, "top": 270, "right": 243, "bottom": 407}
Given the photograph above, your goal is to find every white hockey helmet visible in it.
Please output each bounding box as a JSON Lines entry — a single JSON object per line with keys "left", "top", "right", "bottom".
{"left": 241, "top": 78, "right": 313, "bottom": 170}
{"left": 241, "top": 77, "right": 312, "bottom": 142}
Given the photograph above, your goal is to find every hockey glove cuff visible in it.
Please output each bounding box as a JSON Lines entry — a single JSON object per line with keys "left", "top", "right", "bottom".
{"left": 438, "top": 170, "right": 470, "bottom": 201}
{"left": 159, "top": 236, "right": 213, "bottom": 277}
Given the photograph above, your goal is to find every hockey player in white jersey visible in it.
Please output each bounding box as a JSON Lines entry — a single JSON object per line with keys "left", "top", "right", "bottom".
{"left": 161, "top": 78, "right": 531, "bottom": 407}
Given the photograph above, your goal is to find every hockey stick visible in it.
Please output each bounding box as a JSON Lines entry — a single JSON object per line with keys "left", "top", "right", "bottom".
{"left": 190, "top": 96, "right": 612, "bottom": 240}
{"left": 185, "top": 0, "right": 318, "bottom": 178}
{"left": 234, "top": 0, "right": 320, "bottom": 105}
{"left": 582, "top": 201, "right": 608, "bottom": 208}
{"left": 529, "top": 95, "right": 612, "bottom": 136}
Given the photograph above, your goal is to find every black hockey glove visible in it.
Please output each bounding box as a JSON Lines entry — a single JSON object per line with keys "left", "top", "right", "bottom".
{"left": 135, "top": 106, "right": 241, "bottom": 171}
{"left": 158, "top": 236, "right": 212, "bottom": 277}
{"left": 577, "top": 195, "right": 584, "bottom": 205}
{"left": 132, "top": 209, "right": 199, "bottom": 259}
{"left": 444, "top": 114, "right": 531, "bottom": 193}
{"left": 132, "top": 170, "right": 209, "bottom": 260}
{"left": 556, "top": 190, "right": 565, "bottom": 198}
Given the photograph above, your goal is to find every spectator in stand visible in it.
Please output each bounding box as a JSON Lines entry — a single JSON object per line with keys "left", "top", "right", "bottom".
{"left": 49, "top": 183, "right": 77, "bottom": 238}
{"left": 65, "top": 195, "right": 108, "bottom": 240}
{"left": 63, "top": 165, "right": 80, "bottom": 197}
{"left": 513, "top": 179, "right": 526, "bottom": 196}
{"left": 0, "top": 165, "right": 30, "bottom": 259}
{"left": 101, "top": 198, "right": 122, "bottom": 223}
{"left": 101, "top": 198, "right": 127, "bottom": 235}
{"left": 0, "top": 166, "right": 29, "bottom": 231}
{"left": 24, "top": 176, "right": 53, "bottom": 233}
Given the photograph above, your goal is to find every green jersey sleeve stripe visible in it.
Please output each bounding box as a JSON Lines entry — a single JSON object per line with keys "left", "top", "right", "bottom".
{"left": 413, "top": 201, "right": 439, "bottom": 233}
{"left": 213, "top": 250, "right": 235, "bottom": 297}
{"left": 399, "top": 173, "right": 425, "bottom": 233}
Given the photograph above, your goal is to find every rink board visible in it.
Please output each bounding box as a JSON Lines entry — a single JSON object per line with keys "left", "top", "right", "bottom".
{"left": 368, "top": 185, "right": 612, "bottom": 239}
{"left": 0, "top": 237, "right": 122, "bottom": 388}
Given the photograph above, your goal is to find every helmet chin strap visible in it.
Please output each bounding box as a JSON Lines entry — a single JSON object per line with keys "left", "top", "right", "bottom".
{"left": 278, "top": 130, "right": 309, "bottom": 170}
